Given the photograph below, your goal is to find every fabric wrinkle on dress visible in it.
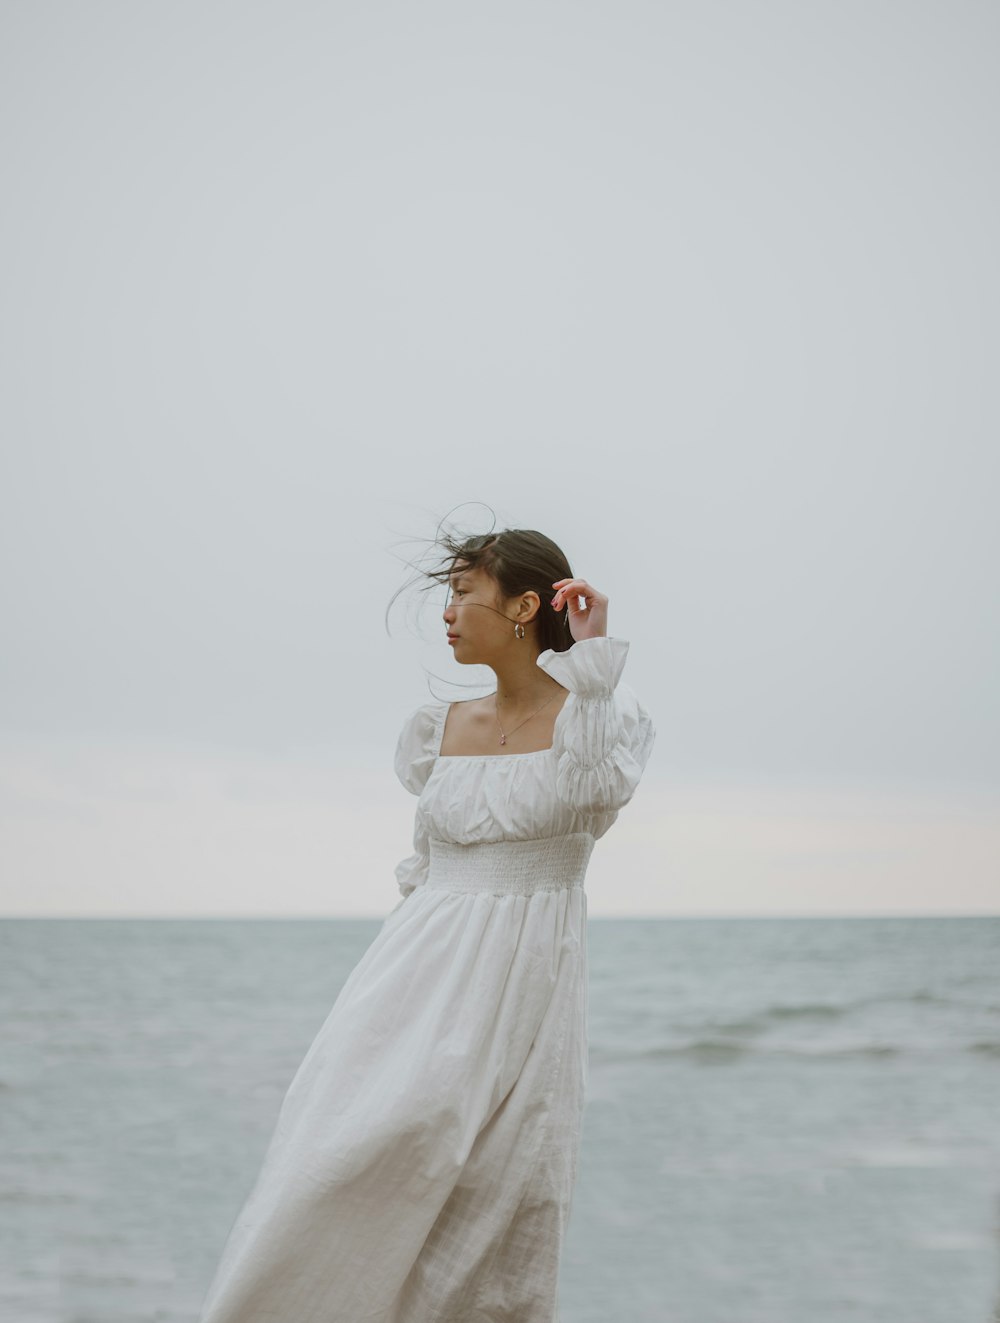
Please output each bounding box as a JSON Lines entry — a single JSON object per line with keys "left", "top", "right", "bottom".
{"left": 197, "top": 635, "right": 655, "bottom": 1323}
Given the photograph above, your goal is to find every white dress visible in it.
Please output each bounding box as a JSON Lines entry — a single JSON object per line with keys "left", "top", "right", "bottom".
{"left": 197, "top": 635, "right": 655, "bottom": 1323}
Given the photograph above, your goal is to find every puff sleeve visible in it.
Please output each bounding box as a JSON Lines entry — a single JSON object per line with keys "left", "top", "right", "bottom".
{"left": 535, "top": 636, "right": 655, "bottom": 815}
{"left": 392, "top": 702, "right": 441, "bottom": 903}
{"left": 393, "top": 702, "right": 441, "bottom": 796}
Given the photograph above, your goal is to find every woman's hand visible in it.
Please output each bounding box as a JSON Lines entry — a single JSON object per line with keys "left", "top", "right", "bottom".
{"left": 550, "top": 578, "right": 608, "bottom": 642}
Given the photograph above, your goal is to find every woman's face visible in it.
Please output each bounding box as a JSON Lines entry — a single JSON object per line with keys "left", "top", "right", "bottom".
{"left": 443, "top": 565, "right": 512, "bottom": 662}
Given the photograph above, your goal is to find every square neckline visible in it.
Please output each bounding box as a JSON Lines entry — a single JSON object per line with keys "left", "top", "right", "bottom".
{"left": 436, "top": 748, "right": 555, "bottom": 761}
{"left": 433, "top": 696, "right": 567, "bottom": 762}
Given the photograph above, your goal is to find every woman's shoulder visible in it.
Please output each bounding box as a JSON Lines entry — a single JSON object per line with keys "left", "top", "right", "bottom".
{"left": 396, "top": 699, "right": 448, "bottom": 749}
{"left": 393, "top": 699, "right": 448, "bottom": 795}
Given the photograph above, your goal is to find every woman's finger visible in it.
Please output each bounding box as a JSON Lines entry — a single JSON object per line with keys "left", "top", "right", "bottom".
{"left": 551, "top": 578, "right": 606, "bottom": 608}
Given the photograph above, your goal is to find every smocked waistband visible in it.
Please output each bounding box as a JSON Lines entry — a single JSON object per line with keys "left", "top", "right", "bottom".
{"left": 425, "top": 833, "right": 595, "bottom": 896}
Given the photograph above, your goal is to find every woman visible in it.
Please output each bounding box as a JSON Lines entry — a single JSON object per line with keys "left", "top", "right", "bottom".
{"left": 197, "top": 527, "right": 656, "bottom": 1323}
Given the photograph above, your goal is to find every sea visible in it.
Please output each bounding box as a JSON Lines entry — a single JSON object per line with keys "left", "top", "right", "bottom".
{"left": 1, "top": 916, "right": 998, "bottom": 1323}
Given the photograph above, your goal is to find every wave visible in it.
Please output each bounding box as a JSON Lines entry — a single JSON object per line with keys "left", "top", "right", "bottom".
{"left": 593, "top": 1035, "right": 1000, "bottom": 1064}
{"left": 0, "top": 1187, "right": 81, "bottom": 1205}
{"left": 683, "top": 1003, "right": 856, "bottom": 1041}
{"left": 752, "top": 990, "right": 992, "bottom": 1021}
{"left": 969, "top": 1041, "right": 1000, "bottom": 1058}
{"left": 591, "top": 1039, "right": 904, "bottom": 1064}
{"left": 668, "top": 1004, "right": 853, "bottom": 1042}
{"left": 763, "top": 1002, "right": 851, "bottom": 1021}
{"left": 643, "top": 990, "right": 1000, "bottom": 1046}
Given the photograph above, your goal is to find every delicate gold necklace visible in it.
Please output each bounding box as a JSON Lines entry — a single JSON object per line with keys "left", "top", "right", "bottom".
{"left": 494, "top": 690, "right": 559, "bottom": 746}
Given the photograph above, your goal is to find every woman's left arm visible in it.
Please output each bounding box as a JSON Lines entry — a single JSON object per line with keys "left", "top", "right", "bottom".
{"left": 535, "top": 578, "right": 656, "bottom": 814}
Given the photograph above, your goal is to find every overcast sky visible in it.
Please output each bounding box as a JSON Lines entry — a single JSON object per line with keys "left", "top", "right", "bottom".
{"left": 1, "top": 2, "right": 997, "bottom": 917}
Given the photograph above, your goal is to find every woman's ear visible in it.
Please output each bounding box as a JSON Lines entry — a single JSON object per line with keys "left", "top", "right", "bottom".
{"left": 517, "top": 590, "right": 542, "bottom": 623}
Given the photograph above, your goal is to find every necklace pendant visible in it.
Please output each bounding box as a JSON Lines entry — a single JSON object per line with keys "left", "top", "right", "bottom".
{"left": 499, "top": 733, "right": 506, "bottom": 745}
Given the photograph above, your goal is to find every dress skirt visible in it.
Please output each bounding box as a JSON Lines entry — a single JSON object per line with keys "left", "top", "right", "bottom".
{"left": 197, "top": 831, "right": 595, "bottom": 1323}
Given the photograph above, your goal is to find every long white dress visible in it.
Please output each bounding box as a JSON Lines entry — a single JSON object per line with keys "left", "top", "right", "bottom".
{"left": 197, "top": 635, "right": 655, "bottom": 1323}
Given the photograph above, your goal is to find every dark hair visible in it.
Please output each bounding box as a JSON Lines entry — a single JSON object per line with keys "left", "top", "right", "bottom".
{"left": 386, "top": 507, "right": 574, "bottom": 657}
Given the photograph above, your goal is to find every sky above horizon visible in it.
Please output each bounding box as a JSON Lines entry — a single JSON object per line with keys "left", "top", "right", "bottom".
{"left": 1, "top": 2, "right": 997, "bottom": 916}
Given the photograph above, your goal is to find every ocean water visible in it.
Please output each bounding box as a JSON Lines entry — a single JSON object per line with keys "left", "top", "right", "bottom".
{"left": 1, "top": 916, "right": 998, "bottom": 1323}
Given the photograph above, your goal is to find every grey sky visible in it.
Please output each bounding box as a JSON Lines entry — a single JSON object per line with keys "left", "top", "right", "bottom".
{"left": 1, "top": 3, "right": 997, "bottom": 915}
